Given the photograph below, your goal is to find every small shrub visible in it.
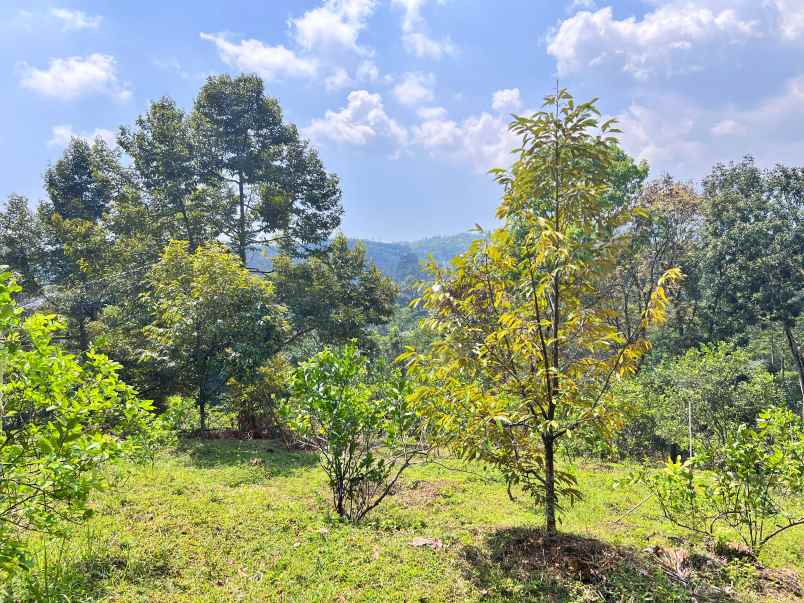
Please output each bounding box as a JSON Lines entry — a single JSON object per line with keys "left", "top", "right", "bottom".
{"left": 282, "top": 343, "right": 428, "bottom": 522}
{"left": 0, "top": 272, "right": 158, "bottom": 577}
{"left": 634, "top": 407, "right": 804, "bottom": 556}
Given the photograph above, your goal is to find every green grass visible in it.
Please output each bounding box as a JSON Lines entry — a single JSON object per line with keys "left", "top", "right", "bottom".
{"left": 5, "top": 440, "right": 803, "bottom": 602}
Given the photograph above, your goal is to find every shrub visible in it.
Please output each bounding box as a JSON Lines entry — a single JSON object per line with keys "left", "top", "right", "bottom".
{"left": 634, "top": 407, "right": 804, "bottom": 556}
{"left": 282, "top": 343, "right": 428, "bottom": 522}
{"left": 0, "top": 272, "right": 157, "bottom": 576}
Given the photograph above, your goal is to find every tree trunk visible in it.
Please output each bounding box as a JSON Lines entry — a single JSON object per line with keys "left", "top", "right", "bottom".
{"left": 77, "top": 315, "right": 89, "bottom": 352}
{"left": 543, "top": 434, "right": 557, "bottom": 537}
{"left": 237, "top": 176, "right": 247, "bottom": 264}
{"left": 198, "top": 389, "right": 208, "bottom": 434}
{"left": 783, "top": 323, "right": 804, "bottom": 420}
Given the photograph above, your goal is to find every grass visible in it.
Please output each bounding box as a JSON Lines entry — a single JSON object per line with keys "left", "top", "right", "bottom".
{"left": 5, "top": 439, "right": 803, "bottom": 602}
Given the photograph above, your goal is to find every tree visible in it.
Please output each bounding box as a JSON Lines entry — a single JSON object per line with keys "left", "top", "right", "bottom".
{"left": 271, "top": 235, "right": 398, "bottom": 352}
{"left": 144, "top": 241, "right": 288, "bottom": 431}
{"left": 119, "top": 97, "right": 227, "bottom": 251}
{"left": 191, "top": 74, "right": 342, "bottom": 263}
{"left": 403, "top": 90, "right": 679, "bottom": 536}
{"left": 44, "top": 138, "right": 125, "bottom": 223}
{"left": 622, "top": 342, "right": 784, "bottom": 456}
{"left": 608, "top": 177, "right": 703, "bottom": 353}
{"left": 700, "top": 158, "right": 804, "bottom": 417}
{"left": 0, "top": 272, "right": 156, "bottom": 576}
{"left": 283, "top": 343, "right": 428, "bottom": 521}
{"left": 0, "top": 195, "right": 46, "bottom": 296}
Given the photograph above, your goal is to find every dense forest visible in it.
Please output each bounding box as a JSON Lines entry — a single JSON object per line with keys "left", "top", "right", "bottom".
{"left": 0, "top": 75, "right": 802, "bottom": 601}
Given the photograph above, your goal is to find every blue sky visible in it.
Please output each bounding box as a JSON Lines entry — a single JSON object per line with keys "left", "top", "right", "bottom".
{"left": 2, "top": 1, "right": 804, "bottom": 240}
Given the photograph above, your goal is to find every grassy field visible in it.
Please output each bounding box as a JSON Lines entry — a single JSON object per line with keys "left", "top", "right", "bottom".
{"left": 6, "top": 439, "right": 803, "bottom": 602}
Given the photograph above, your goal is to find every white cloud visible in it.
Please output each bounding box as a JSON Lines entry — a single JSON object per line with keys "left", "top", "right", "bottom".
{"left": 402, "top": 31, "right": 456, "bottom": 59}
{"left": 305, "top": 90, "right": 408, "bottom": 147}
{"left": 51, "top": 8, "right": 102, "bottom": 31}
{"left": 710, "top": 119, "right": 745, "bottom": 137}
{"left": 415, "top": 110, "right": 519, "bottom": 171}
{"left": 356, "top": 60, "right": 380, "bottom": 81}
{"left": 325, "top": 67, "right": 354, "bottom": 91}
{"left": 292, "top": 0, "right": 376, "bottom": 53}
{"left": 547, "top": 4, "right": 758, "bottom": 79}
{"left": 416, "top": 106, "right": 448, "bottom": 120}
{"left": 616, "top": 74, "right": 804, "bottom": 178}
{"left": 491, "top": 88, "right": 522, "bottom": 112}
{"left": 48, "top": 125, "right": 116, "bottom": 148}
{"left": 772, "top": 0, "right": 804, "bottom": 40}
{"left": 392, "top": 0, "right": 456, "bottom": 59}
{"left": 18, "top": 54, "right": 131, "bottom": 101}
{"left": 200, "top": 33, "right": 317, "bottom": 80}
{"left": 393, "top": 72, "right": 435, "bottom": 105}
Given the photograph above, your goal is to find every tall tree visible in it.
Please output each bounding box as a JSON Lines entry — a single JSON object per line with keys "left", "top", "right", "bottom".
{"left": 44, "top": 138, "right": 124, "bottom": 222}
{"left": 700, "top": 157, "right": 804, "bottom": 416}
{"left": 403, "top": 90, "right": 679, "bottom": 536}
{"left": 191, "top": 74, "right": 342, "bottom": 263}
{"left": 119, "top": 97, "right": 226, "bottom": 250}
{"left": 0, "top": 195, "right": 45, "bottom": 295}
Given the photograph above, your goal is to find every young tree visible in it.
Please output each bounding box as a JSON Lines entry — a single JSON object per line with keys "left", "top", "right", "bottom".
{"left": 403, "top": 90, "right": 679, "bottom": 536}
{"left": 144, "top": 241, "right": 288, "bottom": 431}
{"left": 191, "top": 74, "right": 342, "bottom": 263}
{"left": 0, "top": 272, "right": 157, "bottom": 575}
{"left": 284, "top": 343, "right": 427, "bottom": 521}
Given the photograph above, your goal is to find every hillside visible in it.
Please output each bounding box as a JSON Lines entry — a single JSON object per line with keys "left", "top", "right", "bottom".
{"left": 247, "top": 232, "right": 480, "bottom": 282}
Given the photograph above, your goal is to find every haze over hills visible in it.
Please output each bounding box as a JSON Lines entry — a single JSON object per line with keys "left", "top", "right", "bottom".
{"left": 248, "top": 232, "right": 481, "bottom": 282}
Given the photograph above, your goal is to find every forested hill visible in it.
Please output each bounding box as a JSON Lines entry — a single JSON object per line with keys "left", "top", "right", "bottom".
{"left": 248, "top": 232, "right": 480, "bottom": 282}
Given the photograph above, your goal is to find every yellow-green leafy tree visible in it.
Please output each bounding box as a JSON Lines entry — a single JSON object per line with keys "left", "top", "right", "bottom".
{"left": 401, "top": 90, "right": 681, "bottom": 536}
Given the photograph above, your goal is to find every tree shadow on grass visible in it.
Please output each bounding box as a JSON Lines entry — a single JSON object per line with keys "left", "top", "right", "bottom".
{"left": 460, "top": 527, "right": 738, "bottom": 602}
{"left": 178, "top": 437, "right": 318, "bottom": 477}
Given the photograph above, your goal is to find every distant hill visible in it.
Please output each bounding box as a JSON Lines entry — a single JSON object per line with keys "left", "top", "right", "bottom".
{"left": 247, "top": 232, "right": 481, "bottom": 282}
{"left": 353, "top": 232, "right": 480, "bottom": 281}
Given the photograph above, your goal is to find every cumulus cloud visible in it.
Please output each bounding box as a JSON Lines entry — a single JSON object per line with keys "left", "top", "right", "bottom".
{"left": 391, "top": 0, "right": 456, "bottom": 59}
{"left": 48, "top": 125, "right": 116, "bottom": 148}
{"left": 547, "top": 4, "right": 758, "bottom": 79}
{"left": 292, "top": 0, "right": 376, "bottom": 53}
{"left": 393, "top": 72, "right": 435, "bottom": 105}
{"left": 18, "top": 54, "right": 131, "bottom": 101}
{"left": 491, "top": 88, "right": 522, "bottom": 112}
{"left": 305, "top": 90, "right": 408, "bottom": 147}
{"left": 51, "top": 8, "right": 102, "bottom": 31}
{"left": 615, "top": 74, "right": 804, "bottom": 178}
{"left": 200, "top": 33, "right": 317, "bottom": 80}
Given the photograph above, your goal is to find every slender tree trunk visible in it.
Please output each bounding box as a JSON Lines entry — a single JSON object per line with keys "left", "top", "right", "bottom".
{"left": 783, "top": 323, "right": 804, "bottom": 420}
{"left": 180, "top": 203, "right": 196, "bottom": 252}
{"left": 237, "top": 176, "right": 247, "bottom": 264}
{"left": 77, "top": 315, "right": 89, "bottom": 352}
{"left": 198, "top": 388, "right": 208, "bottom": 434}
{"left": 543, "top": 433, "right": 557, "bottom": 537}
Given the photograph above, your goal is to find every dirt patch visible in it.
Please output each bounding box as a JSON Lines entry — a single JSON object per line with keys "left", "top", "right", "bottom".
{"left": 391, "top": 479, "right": 454, "bottom": 507}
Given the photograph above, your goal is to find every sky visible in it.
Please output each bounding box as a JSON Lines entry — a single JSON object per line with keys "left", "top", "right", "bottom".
{"left": 2, "top": 0, "right": 804, "bottom": 241}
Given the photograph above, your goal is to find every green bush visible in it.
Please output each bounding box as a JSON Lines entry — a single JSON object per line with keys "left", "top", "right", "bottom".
{"left": 0, "top": 272, "right": 158, "bottom": 576}
{"left": 634, "top": 407, "right": 804, "bottom": 555}
{"left": 282, "top": 343, "right": 428, "bottom": 522}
